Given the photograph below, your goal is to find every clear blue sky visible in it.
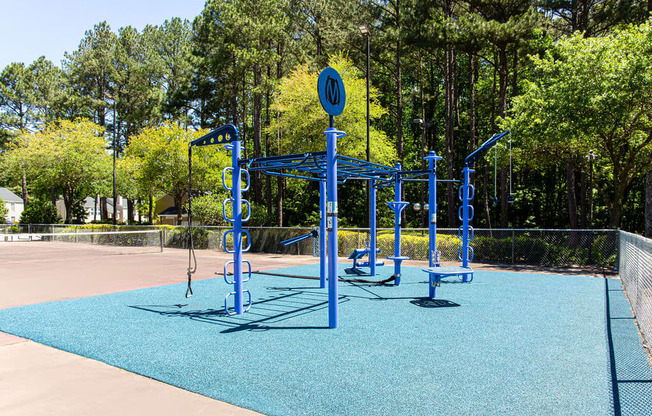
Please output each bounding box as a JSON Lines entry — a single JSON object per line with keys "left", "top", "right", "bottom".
{"left": 0, "top": 0, "right": 206, "bottom": 70}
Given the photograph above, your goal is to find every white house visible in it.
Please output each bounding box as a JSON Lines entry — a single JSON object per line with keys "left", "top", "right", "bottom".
{"left": 0, "top": 187, "right": 24, "bottom": 223}
{"left": 56, "top": 195, "right": 135, "bottom": 223}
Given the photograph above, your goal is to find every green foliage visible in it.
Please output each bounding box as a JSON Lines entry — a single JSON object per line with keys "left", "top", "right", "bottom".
{"left": 190, "top": 193, "right": 227, "bottom": 226}
{"left": 0, "top": 197, "right": 8, "bottom": 220}
{"left": 3, "top": 119, "right": 110, "bottom": 223}
{"left": 19, "top": 201, "right": 60, "bottom": 224}
{"left": 509, "top": 21, "right": 652, "bottom": 226}
{"left": 70, "top": 199, "right": 88, "bottom": 224}
{"left": 125, "top": 123, "right": 230, "bottom": 223}
{"left": 269, "top": 55, "right": 397, "bottom": 163}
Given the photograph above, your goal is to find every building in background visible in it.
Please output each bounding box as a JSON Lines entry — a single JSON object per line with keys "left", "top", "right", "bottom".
{"left": 0, "top": 187, "right": 24, "bottom": 223}
{"left": 56, "top": 196, "right": 134, "bottom": 223}
{"left": 155, "top": 194, "right": 188, "bottom": 226}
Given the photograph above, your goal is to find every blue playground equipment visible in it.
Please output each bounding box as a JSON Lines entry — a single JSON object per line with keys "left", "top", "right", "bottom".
{"left": 186, "top": 66, "right": 509, "bottom": 328}
{"left": 345, "top": 244, "right": 383, "bottom": 275}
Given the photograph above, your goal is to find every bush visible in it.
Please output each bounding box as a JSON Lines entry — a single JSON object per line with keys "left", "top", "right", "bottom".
{"left": 0, "top": 197, "right": 8, "bottom": 221}
{"left": 19, "top": 201, "right": 60, "bottom": 224}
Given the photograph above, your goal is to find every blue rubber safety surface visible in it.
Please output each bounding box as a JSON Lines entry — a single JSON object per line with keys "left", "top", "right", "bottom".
{"left": 0, "top": 264, "right": 648, "bottom": 416}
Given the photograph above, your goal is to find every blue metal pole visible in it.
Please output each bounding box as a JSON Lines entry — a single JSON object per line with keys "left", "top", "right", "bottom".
{"left": 326, "top": 127, "right": 339, "bottom": 329}
{"left": 319, "top": 175, "right": 327, "bottom": 289}
{"left": 232, "top": 140, "right": 243, "bottom": 314}
{"left": 393, "top": 162, "right": 402, "bottom": 284}
{"left": 370, "top": 179, "right": 377, "bottom": 276}
{"left": 425, "top": 152, "right": 442, "bottom": 268}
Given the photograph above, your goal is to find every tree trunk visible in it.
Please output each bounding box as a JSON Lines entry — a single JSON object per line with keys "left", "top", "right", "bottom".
{"left": 148, "top": 192, "right": 153, "bottom": 223}
{"left": 62, "top": 189, "right": 74, "bottom": 224}
{"left": 646, "top": 169, "right": 652, "bottom": 237}
{"left": 127, "top": 199, "right": 134, "bottom": 223}
{"left": 265, "top": 81, "right": 272, "bottom": 217}
{"left": 579, "top": 166, "right": 587, "bottom": 229}
{"left": 500, "top": 168, "right": 508, "bottom": 228}
{"left": 276, "top": 55, "right": 284, "bottom": 227}
{"left": 241, "top": 73, "right": 248, "bottom": 160}
{"left": 469, "top": 52, "right": 477, "bottom": 213}
{"left": 50, "top": 187, "right": 56, "bottom": 206}
{"left": 498, "top": 43, "right": 509, "bottom": 227}
{"left": 174, "top": 193, "right": 183, "bottom": 225}
{"left": 21, "top": 174, "right": 28, "bottom": 206}
{"left": 566, "top": 161, "right": 578, "bottom": 229}
{"left": 101, "top": 197, "right": 108, "bottom": 220}
{"left": 419, "top": 53, "right": 427, "bottom": 227}
{"left": 445, "top": 46, "right": 456, "bottom": 227}
{"left": 395, "top": 6, "right": 405, "bottom": 226}
{"left": 484, "top": 162, "right": 492, "bottom": 235}
{"left": 252, "top": 63, "right": 262, "bottom": 204}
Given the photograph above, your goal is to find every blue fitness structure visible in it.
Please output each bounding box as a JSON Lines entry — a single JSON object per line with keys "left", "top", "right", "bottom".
{"left": 186, "top": 67, "right": 509, "bottom": 329}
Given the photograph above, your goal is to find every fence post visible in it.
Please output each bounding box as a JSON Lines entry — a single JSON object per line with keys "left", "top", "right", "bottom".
{"left": 511, "top": 229, "right": 515, "bottom": 265}
{"left": 75, "top": 226, "right": 78, "bottom": 243}
{"left": 163, "top": 227, "right": 167, "bottom": 246}
{"left": 159, "top": 229, "right": 164, "bottom": 252}
{"left": 615, "top": 229, "right": 621, "bottom": 271}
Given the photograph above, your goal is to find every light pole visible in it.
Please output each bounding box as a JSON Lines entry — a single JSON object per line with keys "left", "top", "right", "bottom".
{"left": 586, "top": 150, "right": 597, "bottom": 228}
{"left": 105, "top": 92, "right": 117, "bottom": 226}
{"left": 359, "top": 24, "right": 371, "bottom": 227}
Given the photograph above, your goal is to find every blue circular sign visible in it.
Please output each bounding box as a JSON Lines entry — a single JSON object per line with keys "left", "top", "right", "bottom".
{"left": 317, "top": 67, "right": 346, "bottom": 117}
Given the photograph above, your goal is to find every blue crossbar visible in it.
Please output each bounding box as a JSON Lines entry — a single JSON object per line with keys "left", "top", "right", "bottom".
{"left": 464, "top": 131, "right": 509, "bottom": 167}
{"left": 281, "top": 230, "right": 318, "bottom": 246}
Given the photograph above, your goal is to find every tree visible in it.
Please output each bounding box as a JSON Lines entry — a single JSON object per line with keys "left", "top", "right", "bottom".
{"left": 125, "top": 123, "right": 229, "bottom": 224}
{"left": 0, "top": 197, "right": 7, "bottom": 221}
{"left": 269, "top": 55, "right": 396, "bottom": 162}
{"left": 64, "top": 22, "right": 117, "bottom": 126}
{"left": 0, "top": 62, "right": 36, "bottom": 131}
{"left": 191, "top": 193, "right": 227, "bottom": 226}
{"left": 7, "top": 119, "right": 111, "bottom": 223}
{"left": 510, "top": 21, "right": 652, "bottom": 227}
{"left": 19, "top": 200, "right": 60, "bottom": 224}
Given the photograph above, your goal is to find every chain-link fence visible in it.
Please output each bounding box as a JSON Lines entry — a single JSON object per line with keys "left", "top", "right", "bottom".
{"left": 3, "top": 224, "right": 617, "bottom": 268}
{"left": 338, "top": 228, "right": 617, "bottom": 268}
{"left": 618, "top": 230, "right": 652, "bottom": 348}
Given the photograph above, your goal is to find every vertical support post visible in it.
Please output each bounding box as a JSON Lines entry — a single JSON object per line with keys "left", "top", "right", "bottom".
{"left": 426, "top": 152, "right": 442, "bottom": 268}
{"left": 319, "top": 175, "right": 327, "bottom": 289}
{"left": 326, "top": 127, "right": 339, "bottom": 329}
{"left": 370, "top": 179, "right": 377, "bottom": 276}
{"left": 393, "top": 163, "right": 403, "bottom": 284}
{"left": 232, "top": 140, "right": 243, "bottom": 314}
{"left": 511, "top": 229, "right": 515, "bottom": 265}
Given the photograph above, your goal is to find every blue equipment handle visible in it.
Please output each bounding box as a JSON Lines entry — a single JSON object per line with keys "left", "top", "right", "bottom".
{"left": 458, "top": 205, "right": 474, "bottom": 221}
{"left": 224, "top": 289, "right": 252, "bottom": 316}
{"left": 458, "top": 184, "right": 474, "bottom": 201}
{"left": 458, "top": 245, "right": 474, "bottom": 262}
{"left": 464, "top": 131, "right": 509, "bottom": 167}
{"left": 223, "top": 229, "right": 252, "bottom": 253}
{"left": 281, "top": 229, "right": 318, "bottom": 246}
{"left": 222, "top": 167, "right": 250, "bottom": 192}
{"left": 223, "top": 260, "right": 251, "bottom": 284}
{"left": 458, "top": 225, "right": 474, "bottom": 242}
{"left": 222, "top": 198, "right": 251, "bottom": 223}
